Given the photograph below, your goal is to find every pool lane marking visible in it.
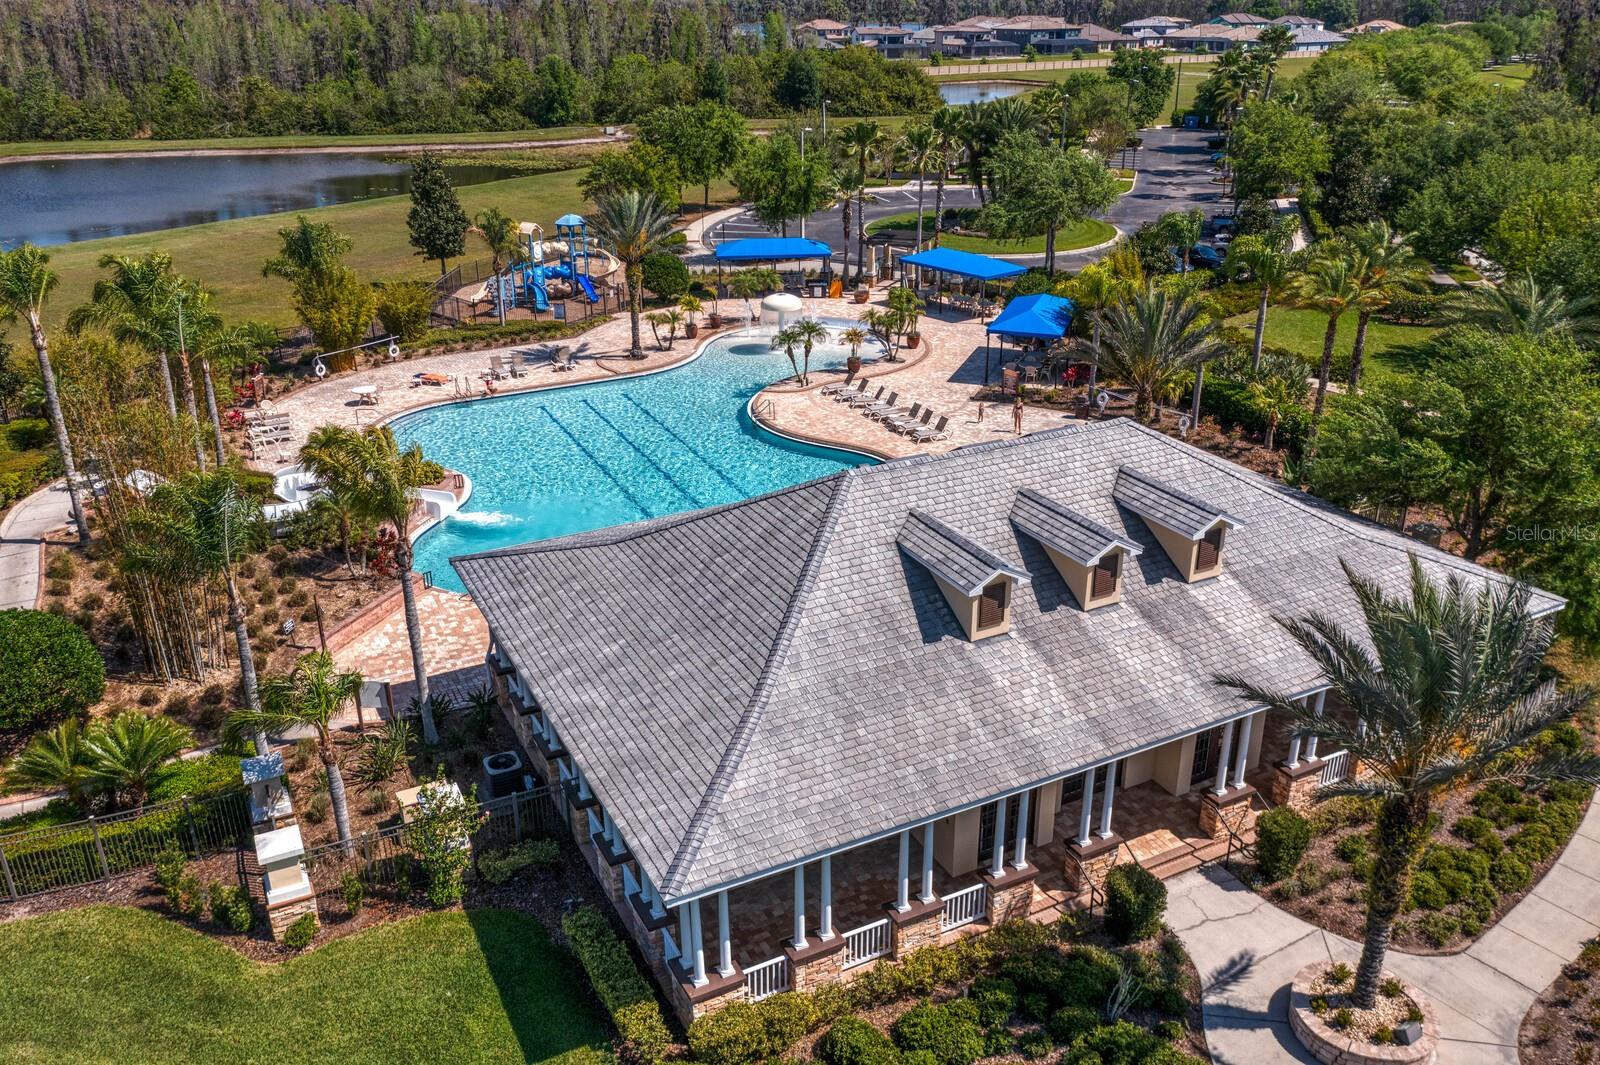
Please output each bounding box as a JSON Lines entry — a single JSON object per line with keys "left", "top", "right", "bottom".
{"left": 578, "top": 398, "right": 708, "bottom": 510}
{"left": 537, "top": 406, "right": 656, "bottom": 520}
{"left": 619, "top": 392, "right": 752, "bottom": 498}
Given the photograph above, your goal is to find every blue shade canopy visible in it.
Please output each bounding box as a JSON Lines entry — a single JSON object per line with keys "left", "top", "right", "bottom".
{"left": 554, "top": 214, "right": 587, "bottom": 226}
{"left": 713, "top": 238, "right": 834, "bottom": 261}
{"left": 899, "top": 246, "right": 1027, "bottom": 281}
{"left": 986, "top": 293, "right": 1076, "bottom": 339}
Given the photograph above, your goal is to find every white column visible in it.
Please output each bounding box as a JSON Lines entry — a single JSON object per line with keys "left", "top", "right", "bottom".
{"left": 1286, "top": 731, "right": 1303, "bottom": 767}
{"left": 1097, "top": 766, "right": 1116, "bottom": 838}
{"left": 577, "top": 769, "right": 592, "bottom": 802}
{"left": 648, "top": 875, "right": 666, "bottom": 920}
{"left": 601, "top": 809, "right": 616, "bottom": 844}
{"left": 1305, "top": 689, "right": 1326, "bottom": 759}
{"left": 690, "top": 897, "right": 708, "bottom": 986}
{"left": 1012, "top": 790, "right": 1031, "bottom": 868}
{"left": 896, "top": 830, "right": 911, "bottom": 911}
{"left": 1076, "top": 770, "right": 1095, "bottom": 845}
{"left": 543, "top": 715, "right": 557, "bottom": 746}
{"left": 792, "top": 864, "right": 808, "bottom": 949}
{"left": 717, "top": 890, "right": 734, "bottom": 976}
{"left": 1213, "top": 720, "right": 1235, "bottom": 795}
{"left": 920, "top": 822, "right": 937, "bottom": 903}
{"left": 672, "top": 903, "right": 689, "bottom": 961}
{"left": 1231, "top": 712, "right": 1253, "bottom": 788}
{"left": 989, "top": 796, "right": 1008, "bottom": 876}
{"left": 819, "top": 856, "right": 835, "bottom": 940}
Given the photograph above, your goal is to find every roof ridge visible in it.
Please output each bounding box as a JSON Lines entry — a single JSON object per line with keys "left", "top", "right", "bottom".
{"left": 659, "top": 469, "right": 858, "bottom": 895}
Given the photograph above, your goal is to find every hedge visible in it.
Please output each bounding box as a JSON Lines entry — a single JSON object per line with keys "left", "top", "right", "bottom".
{"left": 0, "top": 608, "right": 106, "bottom": 730}
{"left": 1200, "top": 377, "right": 1312, "bottom": 458}
{"left": 562, "top": 907, "right": 671, "bottom": 1065}
{"left": 1256, "top": 807, "right": 1313, "bottom": 883}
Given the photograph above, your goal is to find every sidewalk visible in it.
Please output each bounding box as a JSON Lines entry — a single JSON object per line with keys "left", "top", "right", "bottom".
{"left": 1168, "top": 799, "right": 1600, "bottom": 1064}
{"left": 0, "top": 479, "right": 74, "bottom": 611}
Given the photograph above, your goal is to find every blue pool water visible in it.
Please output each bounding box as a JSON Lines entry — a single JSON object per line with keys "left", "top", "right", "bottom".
{"left": 393, "top": 320, "right": 880, "bottom": 591}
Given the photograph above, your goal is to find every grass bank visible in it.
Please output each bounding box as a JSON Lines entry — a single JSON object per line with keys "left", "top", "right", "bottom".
{"left": 0, "top": 906, "right": 612, "bottom": 1065}
{"left": 0, "top": 126, "right": 610, "bottom": 161}
{"left": 1226, "top": 305, "right": 1440, "bottom": 377}
{"left": 868, "top": 211, "right": 1116, "bottom": 255}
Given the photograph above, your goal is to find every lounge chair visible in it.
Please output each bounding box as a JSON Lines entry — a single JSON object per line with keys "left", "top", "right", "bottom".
{"left": 912, "top": 415, "right": 950, "bottom": 442}
{"left": 885, "top": 403, "right": 924, "bottom": 432}
{"left": 834, "top": 378, "right": 869, "bottom": 403}
{"left": 864, "top": 392, "right": 901, "bottom": 419}
{"left": 848, "top": 386, "right": 886, "bottom": 409}
{"left": 820, "top": 372, "right": 857, "bottom": 397}
{"left": 892, "top": 409, "right": 933, "bottom": 435}
{"left": 551, "top": 346, "right": 575, "bottom": 371}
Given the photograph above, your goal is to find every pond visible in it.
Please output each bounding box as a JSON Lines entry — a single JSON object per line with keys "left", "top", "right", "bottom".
{"left": 0, "top": 153, "right": 526, "bottom": 247}
{"left": 936, "top": 81, "right": 1037, "bottom": 106}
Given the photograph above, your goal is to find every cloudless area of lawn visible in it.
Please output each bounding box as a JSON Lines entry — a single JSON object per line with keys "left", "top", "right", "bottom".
{"left": 1227, "top": 305, "right": 1440, "bottom": 377}
{"left": 0, "top": 906, "right": 613, "bottom": 1065}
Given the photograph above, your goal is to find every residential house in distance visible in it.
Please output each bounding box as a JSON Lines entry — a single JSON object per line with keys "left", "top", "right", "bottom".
{"left": 795, "top": 18, "right": 854, "bottom": 49}
{"left": 1166, "top": 17, "right": 1347, "bottom": 53}
{"left": 851, "top": 25, "right": 925, "bottom": 59}
{"left": 1272, "top": 13, "right": 1326, "bottom": 30}
{"left": 1120, "top": 14, "right": 1193, "bottom": 46}
{"left": 932, "top": 15, "right": 1135, "bottom": 57}
{"left": 1351, "top": 18, "right": 1407, "bottom": 32}
{"left": 465, "top": 419, "right": 1557, "bottom": 1022}
{"left": 1210, "top": 11, "right": 1271, "bottom": 27}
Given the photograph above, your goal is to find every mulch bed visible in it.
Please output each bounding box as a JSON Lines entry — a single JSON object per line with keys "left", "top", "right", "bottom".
{"left": 1519, "top": 939, "right": 1600, "bottom": 1064}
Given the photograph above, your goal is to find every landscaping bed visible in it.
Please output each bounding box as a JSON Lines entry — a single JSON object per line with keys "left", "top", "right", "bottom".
{"left": 868, "top": 209, "right": 1115, "bottom": 255}
{"left": 1519, "top": 937, "right": 1600, "bottom": 1063}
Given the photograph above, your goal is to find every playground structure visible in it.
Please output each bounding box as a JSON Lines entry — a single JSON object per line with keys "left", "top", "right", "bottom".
{"left": 459, "top": 214, "right": 622, "bottom": 321}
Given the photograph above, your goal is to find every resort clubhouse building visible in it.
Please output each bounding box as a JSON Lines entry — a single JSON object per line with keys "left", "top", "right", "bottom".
{"left": 458, "top": 419, "right": 1558, "bottom": 1022}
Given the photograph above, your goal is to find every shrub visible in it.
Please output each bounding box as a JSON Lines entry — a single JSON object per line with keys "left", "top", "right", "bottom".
{"left": 1509, "top": 822, "right": 1558, "bottom": 863}
{"left": 341, "top": 871, "right": 365, "bottom": 915}
{"left": 154, "top": 846, "right": 187, "bottom": 902}
{"left": 1334, "top": 833, "right": 1370, "bottom": 864}
{"left": 1255, "top": 807, "right": 1313, "bottom": 882}
{"left": 1538, "top": 799, "right": 1583, "bottom": 839}
{"left": 1372, "top": 1025, "right": 1395, "bottom": 1045}
{"left": 641, "top": 252, "right": 691, "bottom": 301}
{"left": 374, "top": 280, "right": 435, "bottom": 343}
{"left": 403, "top": 769, "right": 486, "bottom": 907}
{"left": 149, "top": 754, "right": 245, "bottom": 803}
{"left": 1104, "top": 864, "right": 1166, "bottom": 943}
{"left": 981, "top": 1027, "right": 1012, "bottom": 1057}
{"left": 1328, "top": 962, "right": 1352, "bottom": 983}
{"left": 1155, "top": 1019, "right": 1186, "bottom": 1043}
{"left": 1048, "top": 1005, "right": 1098, "bottom": 1045}
{"left": 970, "top": 976, "right": 1017, "bottom": 1027}
{"left": 1417, "top": 912, "right": 1459, "bottom": 947}
{"left": 818, "top": 1018, "right": 898, "bottom": 1065}
{"left": 1491, "top": 851, "right": 1532, "bottom": 893}
{"left": 1548, "top": 780, "right": 1591, "bottom": 805}
{"left": 1199, "top": 377, "right": 1312, "bottom": 458}
{"left": 1019, "top": 991, "right": 1051, "bottom": 1022}
{"left": 1019, "top": 1031, "right": 1053, "bottom": 1060}
{"left": 1380, "top": 977, "right": 1404, "bottom": 998}
{"left": 1332, "top": 1007, "right": 1354, "bottom": 1029}
{"left": 890, "top": 1001, "right": 983, "bottom": 1065}
{"left": 209, "top": 883, "right": 254, "bottom": 933}
{"left": 564, "top": 907, "right": 671, "bottom": 1065}
{"left": 1062, "top": 1020, "right": 1202, "bottom": 1064}
{"left": 0, "top": 608, "right": 106, "bottom": 729}
{"left": 477, "top": 838, "right": 561, "bottom": 884}
{"left": 282, "top": 912, "right": 318, "bottom": 949}
{"left": 1055, "top": 945, "right": 1123, "bottom": 1010}
{"left": 1451, "top": 815, "right": 1502, "bottom": 854}
{"left": 1409, "top": 872, "right": 1448, "bottom": 910}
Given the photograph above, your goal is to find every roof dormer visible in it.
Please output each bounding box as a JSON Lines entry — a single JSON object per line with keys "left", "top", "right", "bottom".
{"left": 1112, "top": 467, "right": 1243, "bottom": 583}
{"left": 1010, "top": 488, "right": 1143, "bottom": 610}
{"left": 898, "top": 510, "right": 1031, "bottom": 640}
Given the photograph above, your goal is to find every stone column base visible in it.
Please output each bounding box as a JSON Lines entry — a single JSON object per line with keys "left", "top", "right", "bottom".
{"left": 981, "top": 864, "right": 1038, "bottom": 924}
{"left": 1064, "top": 834, "right": 1123, "bottom": 893}
{"left": 1270, "top": 759, "right": 1324, "bottom": 813}
{"left": 885, "top": 896, "right": 943, "bottom": 959}
{"left": 785, "top": 934, "right": 849, "bottom": 993}
{"left": 1199, "top": 784, "right": 1256, "bottom": 841}
{"left": 669, "top": 964, "right": 747, "bottom": 1025}
{"left": 266, "top": 890, "right": 319, "bottom": 942}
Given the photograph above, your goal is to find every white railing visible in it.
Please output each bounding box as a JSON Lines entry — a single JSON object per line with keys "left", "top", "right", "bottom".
{"left": 941, "top": 883, "right": 988, "bottom": 931}
{"left": 843, "top": 918, "right": 891, "bottom": 969}
{"left": 1318, "top": 750, "right": 1351, "bottom": 786}
{"left": 744, "top": 955, "right": 791, "bottom": 1001}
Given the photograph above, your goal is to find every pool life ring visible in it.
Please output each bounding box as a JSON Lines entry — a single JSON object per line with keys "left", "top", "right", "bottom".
{"left": 388, "top": 340, "right": 401, "bottom": 359}
{"left": 313, "top": 356, "right": 329, "bottom": 379}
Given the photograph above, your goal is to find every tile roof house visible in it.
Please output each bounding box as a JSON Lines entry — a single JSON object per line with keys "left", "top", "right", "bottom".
{"left": 931, "top": 15, "right": 1135, "bottom": 56}
{"left": 1210, "top": 11, "right": 1271, "bottom": 26}
{"left": 462, "top": 419, "right": 1558, "bottom": 1019}
{"left": 1351, "top": 18, "right": 1407, "bottom": 32}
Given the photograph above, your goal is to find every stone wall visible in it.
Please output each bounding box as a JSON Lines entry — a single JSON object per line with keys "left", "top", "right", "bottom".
{"left": 1271, "top": 760, "right": 1324, "bottom": 814}
{"left": 1199, "top": 785, "right": 1256, "bottom": 841}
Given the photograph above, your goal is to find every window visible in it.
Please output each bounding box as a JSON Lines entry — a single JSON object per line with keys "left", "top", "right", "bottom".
{"left": 1091, "top": 553, "right": 1120, "bottom": 600}
{"left": 977, "top": 580, "right": 1008, "bottom": 629}
{"left": 1195, "top": 526, "right": 1224, "bottom": 571}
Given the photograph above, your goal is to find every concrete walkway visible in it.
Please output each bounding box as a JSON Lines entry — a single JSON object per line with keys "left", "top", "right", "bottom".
{"left": 0, "top": 479, "right": 75, "bottom": 611}
{"left": 1169, "top": 800, "right": 1600, "bottom": 1064}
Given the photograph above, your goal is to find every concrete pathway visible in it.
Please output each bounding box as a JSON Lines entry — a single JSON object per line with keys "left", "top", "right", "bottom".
{"left": 1168, "top": 800, "right": 1600, "bottom": 1064}
{"left": 0, "top": 479, "right": 74, "bottom": 611}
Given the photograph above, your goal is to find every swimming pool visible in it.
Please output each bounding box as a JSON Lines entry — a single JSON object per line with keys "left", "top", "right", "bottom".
{"left": 393, "top": 319, "right": 880, "bottom": 592}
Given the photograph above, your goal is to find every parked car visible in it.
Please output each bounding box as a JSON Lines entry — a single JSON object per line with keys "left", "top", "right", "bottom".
{"left": 1188, "top": 244, "right": 1226, "bottom": 269}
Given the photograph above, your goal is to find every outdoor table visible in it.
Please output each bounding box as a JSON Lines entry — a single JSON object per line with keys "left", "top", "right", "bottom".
{"left": 349, "top": 385, "right": 377, "bottom": 405}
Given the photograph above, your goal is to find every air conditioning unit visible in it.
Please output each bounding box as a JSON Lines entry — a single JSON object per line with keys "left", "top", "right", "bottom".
{"left": 481, "top": 750, "right": 526, "bottom": 799}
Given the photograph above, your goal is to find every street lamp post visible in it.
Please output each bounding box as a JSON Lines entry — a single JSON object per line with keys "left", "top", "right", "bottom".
{"left": 799, "top": 126, "right": 814, "bottom": 239}
{"left": 821, "top": 99, "right": 830, "bottom": 141}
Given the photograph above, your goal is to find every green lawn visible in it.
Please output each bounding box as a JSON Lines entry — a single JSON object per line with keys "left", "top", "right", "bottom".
{"left": 868, "top": 212, "right": 1115, "bottom": 255}
{"left": 1227, "top": 305, "right": 1440, "bottom": 376}
{"left": 1475, "top": 62, "right": 1535, "bottom": 88}
{"left": 0, "top": 126, "right": 608, "bottom": 160}
{"left": 0, "top": 906, "right": 612, "bottom": 1065}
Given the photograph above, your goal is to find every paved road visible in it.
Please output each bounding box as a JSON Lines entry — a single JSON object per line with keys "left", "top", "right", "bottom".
{"left": 0, "top": 479, "right": 73, "bottom": 611}
{"left": 706, "top": 126, "right": 1225, "bottom": 269}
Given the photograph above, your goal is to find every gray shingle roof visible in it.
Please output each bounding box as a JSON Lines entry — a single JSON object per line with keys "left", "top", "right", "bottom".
{"left": 456, "top": 419, "right": 1562, "bottom": 903}
{"left": 1011, "top": 488, "right": 1143, "bottom": 567}
{"left": 1113, "top": 466, "right": 1242, "bottom": 540}
{"left": 898, "top": 510, "right": 1031, "bottom": 596}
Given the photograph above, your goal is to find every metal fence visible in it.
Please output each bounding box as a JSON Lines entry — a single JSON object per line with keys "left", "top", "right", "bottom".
{"left": 0, "top": 790, "right": 251, "bottom": 902}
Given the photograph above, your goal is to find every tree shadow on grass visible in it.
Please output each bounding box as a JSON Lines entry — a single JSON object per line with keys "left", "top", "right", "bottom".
{"left": 466, "top": 906, "right": 615, "bottom": 1065}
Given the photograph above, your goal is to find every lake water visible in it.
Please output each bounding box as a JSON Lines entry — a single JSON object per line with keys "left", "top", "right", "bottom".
{"left": 0, "top": 153, "right": 526, "bottom": 247}
{"left": 937, "top": 81, "right": 1035, "bottom": 106}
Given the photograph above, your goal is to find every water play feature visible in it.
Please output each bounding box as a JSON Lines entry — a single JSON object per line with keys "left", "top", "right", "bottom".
{"left": 394, "top": 318, "right": 883, "bottom": 591}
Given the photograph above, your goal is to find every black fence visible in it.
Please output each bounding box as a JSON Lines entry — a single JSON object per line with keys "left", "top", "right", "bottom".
{"left": 0, "top": 791, "right": 252, "bottom": 902}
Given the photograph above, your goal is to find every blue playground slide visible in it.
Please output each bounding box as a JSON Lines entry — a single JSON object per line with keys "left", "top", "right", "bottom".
{"left": 528, "top": 264, "right": 550, "bottom": 312}
{"left": 576, "top": 274, "right": 598, "bottom": 302}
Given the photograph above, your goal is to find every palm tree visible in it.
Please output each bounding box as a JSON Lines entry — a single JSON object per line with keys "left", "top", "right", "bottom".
{"left": 83, "top": 712, "right": 190, "bottom": 810}
{"left": 0, "top": 245, "right": 91, "bottom": 544}
{"left": 230, "top": 651, "right": 365, "bottom": 848}
{"left": 1290, "top": 248, "right": 1363, "bottom": 421}
{"left": 728, "top": 269, "right": 776, "bottom": 322}
{"left": 8, "top": 719, "right": 92, "bottom": 806}
{"left": 149, "top": 467, "right": 269, "bottom": 755}
{"left": 301, "top": 425, "right": 368, "bottom": 574}
{"left": 1248, "top": 375, "right": 1300, "bottom": 450}
{"left": 66, "top": 252, "right": 181, "bottom": 417}
{"left": 1255, "top": 25, "right": 1296, "bottom": 99}
{"left": 840, "top": 326, "right": 867, "bottom": 365}
{"left": 1216, "top": 559, "right": 1600, "bottom": 1009}
{"left": 645, "top": 309, "right": 683, "bottom": 349}
{"left": 1160, "top": 210, "right": 1205, "bottom": 274}
{"left": 839, "top": 121, "right": 885, "bottom": 282}
{"left": 1091, "top": 284, "right": 1227, "bottom": 422}
{"left": 589, "top": 190, "right": 677, "bottom": 360}
{"left": 1031, "top": 83, "right": 1070, "bottom": 148}
{"left": 899, "top": 123, "right": 941, "bottom": 253}
{"left": 307, "top": 426, "right": 444, "bottom": 741}
{"left": 1343, "top": 221, "right": 1427, "bottom": 390}
{"left": 791, "top": 317, "right": 830, "bottom": 385}
{"left": 471, "top": 207, "right": 521, "bottom": 272}
{"left": 1066, "top": 263, "right": 1128, "bottom": 397}
{"left": 835, "top": 165, "right": 862, "bottom": 282}
{"left": 195, "top": 320, "right": 275, "bottom": 466}
{"left": 929, "top": 107, "right": 964, "bottom": 246}
{"left": 772, "top": 325, "right": 804, "bottom": 384}
{"left": 1225, "top": 233, "right": 1296, "bottom": 370}
{"left": 1441, "top": 272, "right": 1600, "bottom": 344}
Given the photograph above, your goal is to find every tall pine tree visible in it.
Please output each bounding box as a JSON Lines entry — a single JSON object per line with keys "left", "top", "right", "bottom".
{"left": 406, "top": 152, "right": 469, "bottom": 275}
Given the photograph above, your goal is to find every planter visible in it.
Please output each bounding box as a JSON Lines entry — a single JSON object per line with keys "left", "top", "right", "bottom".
{"left": 685, "top": 322, "right": 700, "bottom": 339}
{"left": 707, "top": 313, "right": 723, "bottom": 329}
{"left": 1289, "top": 962, "right": 1438, "bottom": 1065}
{"left": 854, "top": 287, "right": 870, "bottom": 305}
{"left": 905, "top": 334, "right": 921, "bottom": 349}
{"left": 846, "top": 355, "right": 862, "bottom": 375}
